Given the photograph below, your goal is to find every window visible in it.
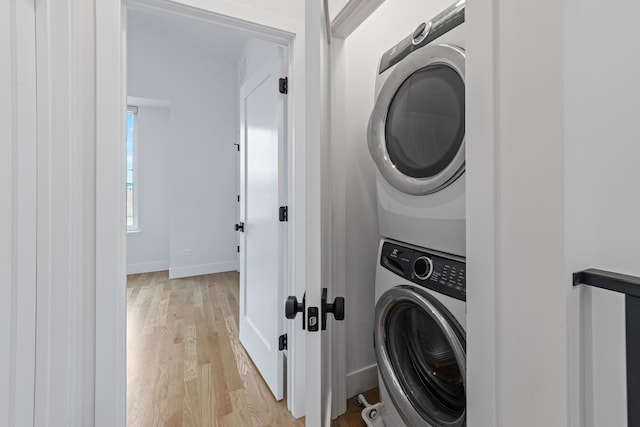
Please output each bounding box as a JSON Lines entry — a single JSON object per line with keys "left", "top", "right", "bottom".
{"left": 126, "top": 106, "right": 139, "bottom": 232}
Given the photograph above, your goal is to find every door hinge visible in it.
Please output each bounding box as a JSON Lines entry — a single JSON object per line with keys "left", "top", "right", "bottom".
{"left": 278, "top": 334, "right": 287, "bottom": 351}
{"left": 234, "top": 143, "right": 240, "bottom": 151}
{"left": 237, "top": 245, "right": 240, "bottom": 253}
{"left": 279, "top": 77, "right": 288, "bottom": 94}
{"left": 279, "top": 206, "right": 288, "bottom": 222}
{"left": 237, "top": 195, "right": 240, "bottom": 202}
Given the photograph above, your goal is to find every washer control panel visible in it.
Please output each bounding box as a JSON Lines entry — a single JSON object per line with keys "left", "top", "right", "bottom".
{"left": 380, "top": 241, "right": 466, "bottom": 301}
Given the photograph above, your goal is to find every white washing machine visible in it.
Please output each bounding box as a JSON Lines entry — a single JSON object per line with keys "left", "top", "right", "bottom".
{"left": 374, "top": 239, "right": 466, "bottom": 426}
{"left": 368, "top": 0, "right": 466, "bottom": 256}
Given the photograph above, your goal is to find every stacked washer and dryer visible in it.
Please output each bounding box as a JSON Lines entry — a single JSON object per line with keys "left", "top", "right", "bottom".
{"left": 363, "top": 1, "right": 467, "bottom": 426}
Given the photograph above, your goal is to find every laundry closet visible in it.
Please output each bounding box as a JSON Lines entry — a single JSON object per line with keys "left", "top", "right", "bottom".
{"left": 332, "top": 0, "right": 640, "bottom": 425}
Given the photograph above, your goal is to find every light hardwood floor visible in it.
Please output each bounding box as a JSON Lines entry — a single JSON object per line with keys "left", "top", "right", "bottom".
{"left": 127, "top": 271, "right": 377, "bottom": 427}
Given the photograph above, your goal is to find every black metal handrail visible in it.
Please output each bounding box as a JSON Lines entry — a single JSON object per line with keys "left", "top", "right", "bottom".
{"left": 574, "top": 268, "right": 640, "bottom": 426}
{"left": 573, "top": 268, "right": 640, "bottom": 298}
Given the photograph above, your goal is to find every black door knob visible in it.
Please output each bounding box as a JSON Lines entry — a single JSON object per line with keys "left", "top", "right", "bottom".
{"left": 235, "top": 222, "right": 244, "bottom": 232}
{"left": 285, "top": 293, "right": 306, "bottom": 330}
{"left": 321, "top": 288, "right": 345, "bottom": 330}
{"left": 285, "top": 296, "right": 304, "bottom": 319}
{"left": 327, "top": 297, "right": 345, "bottom": 321}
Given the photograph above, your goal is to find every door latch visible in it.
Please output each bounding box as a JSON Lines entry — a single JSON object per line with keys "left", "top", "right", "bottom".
{"left": 307, "top": 307, "right": 319, "bottom": 332}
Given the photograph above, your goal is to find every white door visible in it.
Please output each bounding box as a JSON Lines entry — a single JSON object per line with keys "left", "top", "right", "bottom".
{"left": 303, "top": 1, "right": 336, "bottom": 426}
{"left": 239, "top": 58, "right": 286, "bottom": 400}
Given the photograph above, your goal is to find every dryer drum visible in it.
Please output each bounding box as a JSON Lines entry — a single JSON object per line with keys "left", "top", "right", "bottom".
{"left": 375, "top": 285, "right": 466, "bottom": 426}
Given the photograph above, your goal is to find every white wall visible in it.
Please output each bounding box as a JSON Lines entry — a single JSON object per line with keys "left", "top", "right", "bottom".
{"left": 126, "top": 103, "right": 171, "bottom": 274}
{"left": 336, "top": 0, "right": 455, "bottom": 396}
{"left": 127, "top": 15, "right": 239, "bottom": 278}
{"left": 466, "top": 0, "right": 567, "bottom": 425}
{"left": 565, "top": 1, "right": 640, "bottom": 425}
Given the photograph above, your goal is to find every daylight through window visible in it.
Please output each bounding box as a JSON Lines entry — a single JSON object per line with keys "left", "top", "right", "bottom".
{"left": 126, "top": 106, "right": 138, "bottom": 231}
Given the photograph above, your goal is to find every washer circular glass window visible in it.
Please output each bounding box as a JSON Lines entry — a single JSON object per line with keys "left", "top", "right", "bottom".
{"left": 368, "top": 44, "right": 465, "bottom": 195}
{"left": 375, "top": 286, "right": 466, "bottom": 426}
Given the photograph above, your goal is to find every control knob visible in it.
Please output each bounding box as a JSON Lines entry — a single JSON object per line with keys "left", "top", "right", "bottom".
{"left": 413, "top": 256, "right": 433, "bottom": 280}
{"left": 412, "top": 21, "right": 432, "bottom": 45}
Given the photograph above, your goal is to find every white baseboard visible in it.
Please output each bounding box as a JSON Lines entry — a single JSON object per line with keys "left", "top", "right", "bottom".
{"left": 169, "top": 260, "right": 238, "bottom": 279}
{"left": 346, "top": 363, "right": 378, "bottom": 398}
{"left": 126, "top": 260, "right": 169, "bottom": 275}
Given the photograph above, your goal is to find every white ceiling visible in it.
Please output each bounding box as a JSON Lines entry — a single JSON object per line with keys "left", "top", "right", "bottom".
{"left": 127, "top": 7, "right": 250, "bottom": 62}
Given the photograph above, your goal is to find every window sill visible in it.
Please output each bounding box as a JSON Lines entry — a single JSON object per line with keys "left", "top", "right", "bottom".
{"left": 127, "top": 228, "right": 141, "bottom": 235}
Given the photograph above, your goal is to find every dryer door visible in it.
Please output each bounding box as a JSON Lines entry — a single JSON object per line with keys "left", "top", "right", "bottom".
{"left": 375, "top": 285, "right": 466, "bottom": 427}
{"left": 368, "top": 44, "right": 465, "bottom": 196}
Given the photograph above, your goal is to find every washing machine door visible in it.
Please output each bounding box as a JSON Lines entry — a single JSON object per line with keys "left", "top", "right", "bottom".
{"left": 368, "top": 44, "right": 465, "bottom": 196}
{"left": 375, "top": 285, "right": 466, "bottom": 426}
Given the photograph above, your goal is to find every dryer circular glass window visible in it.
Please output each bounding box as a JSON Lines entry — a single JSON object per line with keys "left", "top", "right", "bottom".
{"left": 368, "top": 44, "right": 465, "bottom": 195}
{"left": 385, "top": 64, "right": 465, "bottom": 179}
{"left": 375, "top": 285, "right": 466, "bottom": 426}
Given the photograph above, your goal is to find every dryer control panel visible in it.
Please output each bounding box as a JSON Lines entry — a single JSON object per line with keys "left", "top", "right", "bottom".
{"left": 380, "top": 241, "right": 466, "bottom": 301}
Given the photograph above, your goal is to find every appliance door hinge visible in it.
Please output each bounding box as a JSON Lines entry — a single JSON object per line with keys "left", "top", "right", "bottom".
{"left": 279, "top": 206, "right": 288, "bottom": 222}
{"left": 279, "top": 77, "right": 288, "bottom": 94}
{"left": 278, "top": 333, "right": 287, "bottom": 351}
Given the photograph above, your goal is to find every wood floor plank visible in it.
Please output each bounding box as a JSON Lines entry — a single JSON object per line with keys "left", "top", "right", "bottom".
{"left": 198, "top": 364, "right": 214, "bottom": 426}
{"left": 208, "top": 332, "right": 233, "bottom": 418}
{"left": 182, "top": 378, "right": 200, "bottom": 427}
{"left": 164, "top": 349, "right": 185, "bottom": 426}
{"left": 183, "top": 323, "right": 198, "bottom": 382}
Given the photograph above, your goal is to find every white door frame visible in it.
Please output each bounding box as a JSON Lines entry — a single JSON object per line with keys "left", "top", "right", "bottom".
{"left": 96, "top": 0, "right": 308, "bottom": 423}
{"left": 1, "top": 1, "right": 37, "bottom": 425}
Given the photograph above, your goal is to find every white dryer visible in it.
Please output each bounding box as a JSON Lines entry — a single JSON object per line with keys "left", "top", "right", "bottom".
{"left": 368, "top": 0, "right": 466, "bottom": 256}
{"left": 374, "top": 239, "right": 466, "bottom": 427}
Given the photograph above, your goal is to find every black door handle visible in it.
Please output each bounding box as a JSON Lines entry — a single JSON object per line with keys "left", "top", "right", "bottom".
{"left": 321, "top": 288, "right": 345, "bottom": 330}
{"left": 235, "top": 222, "right": 244, "bottom": 232}
{"left": 285, "top": 293, "right": 306, "bottom": 329}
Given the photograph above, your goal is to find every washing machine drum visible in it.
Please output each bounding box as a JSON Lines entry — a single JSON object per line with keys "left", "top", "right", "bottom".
{"left": 375, "top": 285, "right": 466, "bottom": 426}
{"left": 368, "top": 44, "right": 465, "bottom": 196}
